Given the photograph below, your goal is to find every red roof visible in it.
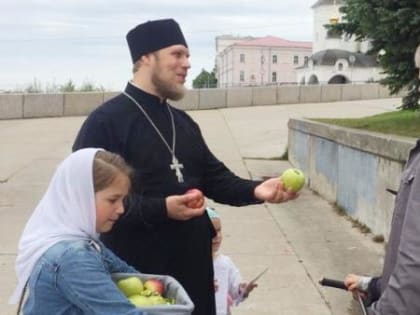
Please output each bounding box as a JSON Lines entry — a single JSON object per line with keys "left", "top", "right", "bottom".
{"left": 234, "top": 36, "right": 312, "bottom": 49}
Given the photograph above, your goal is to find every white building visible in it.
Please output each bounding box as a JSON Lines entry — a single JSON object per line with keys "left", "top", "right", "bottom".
{"left": 215, "top": 35, "right": 312, "bottom": 88}
{"left": 297, "top": 0, "right": 384, "bottom": 85}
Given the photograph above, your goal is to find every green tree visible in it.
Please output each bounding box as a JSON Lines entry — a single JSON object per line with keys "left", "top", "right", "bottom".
{"left": 328, "top": 0, "right": 420, "bottom": 109}
{"left": 192, "top": 69, "right": 217, "bottom": 89}
{"left": 25, "top": 78, "right": 43, "bottom": 93}
{"left": 60, "top": 80, "right": 76, "bottom": 92}
{"left": 79, "top": 81, "right": 104, "bottom": 92}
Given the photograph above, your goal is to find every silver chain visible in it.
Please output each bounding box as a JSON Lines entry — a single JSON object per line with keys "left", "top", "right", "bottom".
{"left": 123, "top": 91, "right": 176, "bottom": 157}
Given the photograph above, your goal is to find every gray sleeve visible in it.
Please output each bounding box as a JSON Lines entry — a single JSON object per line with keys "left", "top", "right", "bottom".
{"left": 370, "top": 165, "right": 420, "bottom": 314}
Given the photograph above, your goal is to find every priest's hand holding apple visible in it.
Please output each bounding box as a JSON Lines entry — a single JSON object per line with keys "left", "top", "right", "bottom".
{"left": 281, "top": 168, "right": 305, "bottom": 192}
{"left": 254, "top": 168, "right": 305, "bottom": 203}
{"left": 165, "top": 188, "right": 205, "bottom": 221}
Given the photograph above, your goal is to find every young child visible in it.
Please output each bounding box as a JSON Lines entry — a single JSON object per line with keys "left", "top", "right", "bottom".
{"left": 9, "top": 148, "right": 146, "bottom": 314}
{"left": 208, "top": 207, "right": 257, "bottom": 315}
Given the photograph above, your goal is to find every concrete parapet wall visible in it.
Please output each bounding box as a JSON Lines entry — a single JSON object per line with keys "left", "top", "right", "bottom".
{"left": 0, "top": 94, "right": 23, "bottom": 119}
{"left": 360, "top": 84, "right": 379, "bottom": 99}
{"left": 252, "top": 87, "right": 277, "bottom": 106}
{"left": 342, "top": 84, "right": 362, "bottom": 101}
{"left": 321, "top": 85, "right": 342, "bottom": 102}
{"left": 226, "top": 88, "right": 253, "bottom": 107}
{"left": 172, "top": 89, "right": 199, "bottom": 110}
{"left": 0, "top": 83, "right": 401, "bottom": 120}
{"left": 277, "top": 86, "right": 300, "bottom": 104}
{"left": 24, "top": 94, "right": 63, "bottom": 118}
{"left": 300, "top": 85, "right": 322, "bottom": 103}
{"left": 64, "top": 92, "right": 103, "bottom": 116}
{"left": 288, "top": 118, "right": 416, "bottom": 239}
{"left": 197, "top": 88, "right": 227, "bottom": 109}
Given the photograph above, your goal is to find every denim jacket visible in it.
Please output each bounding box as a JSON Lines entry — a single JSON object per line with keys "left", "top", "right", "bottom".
{"left": 23, "top": 239, "right": 145, "bottom": 315}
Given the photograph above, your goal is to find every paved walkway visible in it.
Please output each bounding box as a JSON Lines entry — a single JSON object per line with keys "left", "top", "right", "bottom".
{"left": 0, "top": 98, "right": 400, "bottom": 314}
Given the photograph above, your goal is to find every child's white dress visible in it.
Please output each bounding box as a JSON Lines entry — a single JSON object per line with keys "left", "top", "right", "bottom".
{"left": 213, "top": 254, "right": 244, "bottom": 315}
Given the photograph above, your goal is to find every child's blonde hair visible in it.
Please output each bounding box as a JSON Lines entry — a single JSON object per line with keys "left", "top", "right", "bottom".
{"left": 93, "top": 151, "right": 133, "bottom": 193}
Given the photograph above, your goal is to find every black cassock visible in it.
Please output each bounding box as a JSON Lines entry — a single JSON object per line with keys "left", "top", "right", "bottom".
{"left": 73, "top": 83, "right": 261, "bottom": 315}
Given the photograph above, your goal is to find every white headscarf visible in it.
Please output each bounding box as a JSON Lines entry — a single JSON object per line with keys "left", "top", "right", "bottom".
{"left": 9, "top": 148, "right": 101, "bottom": 304}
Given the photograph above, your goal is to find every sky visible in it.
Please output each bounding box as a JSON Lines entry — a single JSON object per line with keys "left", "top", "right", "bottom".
{"left": 0, "top": 0, "right": 315, "bottom": 91}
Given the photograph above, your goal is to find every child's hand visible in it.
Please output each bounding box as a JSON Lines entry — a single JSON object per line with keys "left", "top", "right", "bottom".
{"left": 344, "top": 274, "right": 370, "bottom": 300}
{"left": 239, "top": 282, "right": 258, "bottom": 298}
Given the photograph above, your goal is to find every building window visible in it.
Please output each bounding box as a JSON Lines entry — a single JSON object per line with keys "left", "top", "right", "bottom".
{"left": 304, "top": 56, "right": 309, "bottom": 65}
{"left": 261, "top": 55, "right": 265, "bottom": 64}
{"left": 338, "top": 63, "right": 343, "bottom": 71}
{"left": 240, "top": 71, "right": 245, "bottom": 82}
{"left": 240, "top": 53, "right": 245, "bottom": 63}
{"left": 272, "top": 55, "right": 277, "bottom": 64}
{"left": 293, "top": 56, "right": 299, "bottom": 65}
{"left": 272, "top": 72, "right": 277, "bottom": 83}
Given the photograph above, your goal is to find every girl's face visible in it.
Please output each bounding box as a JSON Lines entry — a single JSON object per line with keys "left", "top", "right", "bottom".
{"left": 211, "top": 218, "right": 222, "bottom": 253}
{"left": 95, "top": 173, "right": 130, "bottom": 233}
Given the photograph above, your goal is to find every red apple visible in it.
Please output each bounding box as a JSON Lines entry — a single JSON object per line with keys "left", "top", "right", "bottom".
{"left": 143, "top": 279, "right": 164, "bottom": 295}
{"left": 185, "top": 188, "right": 204, "bottom": 208}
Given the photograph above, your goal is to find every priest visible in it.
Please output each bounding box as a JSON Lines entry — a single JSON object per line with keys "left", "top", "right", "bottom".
{"left": 73, "top": 18, "right": 298, "bottom": 315}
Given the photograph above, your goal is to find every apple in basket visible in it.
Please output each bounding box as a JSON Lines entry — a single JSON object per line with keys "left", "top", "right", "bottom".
{"left": 144, "top": 278, "right": 165, "bottom": 295}
{"left": 129, "top": 295, "right": 152, "bottom": 307}
{"left": 117, "top": 276, "right": 143, "bottom": 297}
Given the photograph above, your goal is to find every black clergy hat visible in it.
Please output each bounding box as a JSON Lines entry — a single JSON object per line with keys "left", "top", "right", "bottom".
{"left": 126, "top": 18, "right": 188, "bottom": 63}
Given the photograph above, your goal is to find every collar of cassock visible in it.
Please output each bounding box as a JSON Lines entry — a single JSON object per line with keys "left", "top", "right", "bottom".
{"left": 125, "top": 81, "right": 168, "bottom": 110}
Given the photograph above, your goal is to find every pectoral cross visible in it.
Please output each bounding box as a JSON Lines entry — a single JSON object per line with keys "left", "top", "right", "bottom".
{"left": 170, "top": 156, "right": 184, "bottom": 183}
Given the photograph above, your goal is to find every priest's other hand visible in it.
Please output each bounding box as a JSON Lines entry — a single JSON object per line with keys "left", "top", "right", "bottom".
{"left": 254, "top": 178, "right": 298, "bottom": 203}
{"left": 165, "top": 194, "right": 206, "bottom": 221}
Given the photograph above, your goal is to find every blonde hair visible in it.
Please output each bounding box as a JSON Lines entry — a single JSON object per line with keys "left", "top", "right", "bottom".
{"left": 93, "top": 151, "right": 133, "bottom": 193}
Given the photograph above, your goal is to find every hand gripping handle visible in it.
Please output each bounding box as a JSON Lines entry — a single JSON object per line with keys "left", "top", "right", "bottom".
{"left": 319, "top": 277, "right": 347, "bottom": 290}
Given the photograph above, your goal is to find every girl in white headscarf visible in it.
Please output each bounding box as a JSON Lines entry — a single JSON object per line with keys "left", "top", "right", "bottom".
{"left": 10, "top": 148, "right": 146, "bottom": 314}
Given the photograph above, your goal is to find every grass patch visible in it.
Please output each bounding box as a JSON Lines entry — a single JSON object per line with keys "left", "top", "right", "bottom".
{"left": 332, "top": 203, "right": 371, "bottom": 234}
{"left": 279, "top": 148, "right": 288, "bottom": 161}
{"left": 351, "top": 219, "right": 371, "bottom": 234}
{"left": 312, "top": 110, "right": 420, "bottom": 138}
{"left": 372, "top": 234, "right": 385, "bottom": 243}
{"left": 332, "top": 203, "right": 347, "bottom": 217}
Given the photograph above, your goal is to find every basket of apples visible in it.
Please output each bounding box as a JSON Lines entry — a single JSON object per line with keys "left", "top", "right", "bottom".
{"left": 112, "top": 273, "right": 194, "bottom": 315}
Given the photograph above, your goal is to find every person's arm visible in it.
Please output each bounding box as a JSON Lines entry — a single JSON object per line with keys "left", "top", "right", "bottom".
{"left": 101, "top": 244, "right": 138, "bottom": 274}
{"left": 227, "top": 257, "right": 243, "bottom": 302}
{"left": 344, "top": 274, "right": 381, "bottom": 306}
{"left": 186, "top": 119, "right": 296, "bottom": 205}
{"left": 202, "top": 147, "right": 262, "bottom": 205}
{"left": 366, "top": 277, "right": 382, "bottom": 306}
{"left": 224, "top": 255, "right": 257, "bottom": 306}
{"left": 182, "top": 119, "right": 261, "bottom": 206}
{"left": 57, "top": 246, "right": 144, "bottom": 315}
{"left": 121, "top": 194, "right": 168, "bottom": 226}
{"left": 370, "top": 165, "right": 420, "bottom": 314}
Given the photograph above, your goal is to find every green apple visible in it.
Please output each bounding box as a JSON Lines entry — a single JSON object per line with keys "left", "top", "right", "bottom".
{"left": 117, "top": 276, "right": 143, "bottom": 297}
{"left": 139, "top": 288, "right": 153, "bottom": 297}
{"left": 148, "top": 295, "right": 166, "bottom": 305}
{"left": 280, "top": 168, "right": 305, "bottom": 192}
{"left": 128, "top": 294, "right": 154, "bottom": 306}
